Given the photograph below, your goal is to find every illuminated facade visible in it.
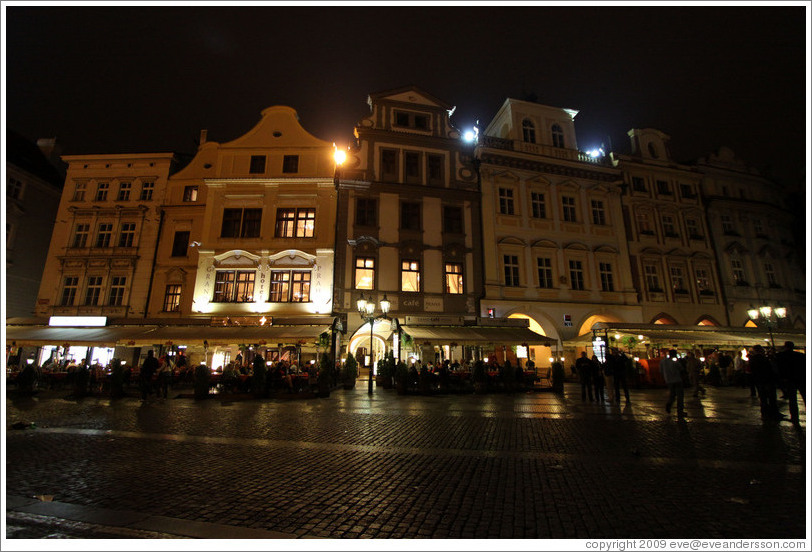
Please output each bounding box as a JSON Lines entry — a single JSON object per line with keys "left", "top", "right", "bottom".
{"left": 334, "top": 87, "right": 485, "bottom": 365}
{"left": 611, "top": 128, "right": 727, "bottom": 327}
{"left": 476, "top": 98, "right": 640, "bottom": 366}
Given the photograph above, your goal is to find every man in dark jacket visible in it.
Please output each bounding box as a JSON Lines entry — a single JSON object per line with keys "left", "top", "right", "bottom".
{"left": 775, "top": 341, "right": 806, "bottom": 427}
{"left": 575, "top": 352, "right": 594, "bottom": 401}
{"left": 139, "top": 350, "right": 159, "bottom": 401}
{"left": 749, "top": 345, "right": 782, "bottom": 420}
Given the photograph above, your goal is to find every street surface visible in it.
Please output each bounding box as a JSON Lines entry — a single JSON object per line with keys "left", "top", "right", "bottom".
{"left": 4, "top": 381, "right": 808, "bottom": 542}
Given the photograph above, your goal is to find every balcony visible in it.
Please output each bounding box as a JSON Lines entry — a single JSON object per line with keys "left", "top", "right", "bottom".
{"left": 480, "top": 136, "right": 608, "bottom": 165}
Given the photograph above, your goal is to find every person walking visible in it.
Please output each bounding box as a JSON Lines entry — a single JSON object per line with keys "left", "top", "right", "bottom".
{"left": 576, "top": 352, "right": 594, "bottom": 402}
{"left": 774, "top": 341, "right": 805, "bottom": 427}
{"left": 139, "top": 350, "right": 159, "bottom": 402}
{"left": 749, "top": 344, "right": 782, "bottom": 421}
{"left": 603, "top": 350, "right": 616, "bottom": 403}
{"left": 155, "top": 358, "right": 171, "bottom": 399}
{"left": 592, "top": 354, "right": 606, "bottom": 404}
{"left": 661, "top": 349, "right": 686, "bottom": 419}
{"left": 685, "top": 351, "right": 705, "bottom": 397}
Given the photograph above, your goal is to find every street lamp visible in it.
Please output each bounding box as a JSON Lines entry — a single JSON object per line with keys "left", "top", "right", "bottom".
{"left": 357, "top": 293, "right": 391, "bottom": 395}
{"left": 747, "top": 305, "right": 787, "bottom": 349}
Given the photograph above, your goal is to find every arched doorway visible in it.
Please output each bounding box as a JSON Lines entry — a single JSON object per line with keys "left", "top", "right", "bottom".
{"left": 508, "top": 313, "right": 554, "bottom": 368}
{"left": 348, "top": 319, "right": 392, "bottom": 378}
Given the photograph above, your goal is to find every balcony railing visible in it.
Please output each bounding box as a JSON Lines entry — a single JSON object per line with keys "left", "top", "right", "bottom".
{"left": 481, "top": 136, "right": 608, "bottom": 165}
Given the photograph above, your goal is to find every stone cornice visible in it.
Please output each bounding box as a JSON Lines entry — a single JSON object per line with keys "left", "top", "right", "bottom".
{"left": 480, "top": 150, "right": 620, "bottom": 183}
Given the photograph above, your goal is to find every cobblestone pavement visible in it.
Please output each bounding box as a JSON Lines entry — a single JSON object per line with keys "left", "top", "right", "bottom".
{"left": 4, "top": 382, "right": 808, "bottom": 540}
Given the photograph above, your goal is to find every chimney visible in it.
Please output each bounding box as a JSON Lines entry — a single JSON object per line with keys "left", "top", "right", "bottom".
{"left": 37, "top": 137, "right": 60, "bottom": 158}
{"left": 199, "top": 129, "right": 208, "bottom": 146}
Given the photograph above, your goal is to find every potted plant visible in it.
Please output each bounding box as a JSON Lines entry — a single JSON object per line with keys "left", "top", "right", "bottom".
{"left": 395, "top": 360, "right": 409, "bottom": 395}
{"left": 377, "top": 351, "right": 395, "bottom": 389}
{"left": 342, "top": 352, "right": 358, "bottom": 390}
{"left": 318, "top": 353, "right": 332, "bottom": 397}
{"left": 473, "top": 360, "right": 487, "bottom": 394}
{"left": 194, "top": 364, "right": 211, "bottom": 400}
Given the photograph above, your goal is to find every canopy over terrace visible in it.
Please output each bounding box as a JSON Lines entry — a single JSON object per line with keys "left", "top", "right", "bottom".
{"left": 566, "top": 322, "right": 807, "bottom": 350}
{"left": 398, "top": 324, "right": 555, "bottom": 346}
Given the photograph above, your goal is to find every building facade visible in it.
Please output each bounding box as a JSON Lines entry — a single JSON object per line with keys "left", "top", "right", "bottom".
{"left": 5, "top": 131, "right": 64, "bottom": 318}
{"left": 476, "top": 99, "right": 639, "bottom": 367}
{"left": 612, "top": 128, "right": 727, "bottom": 327}
{"left": 696, "top": 147, "right": 806, "bottom": 331}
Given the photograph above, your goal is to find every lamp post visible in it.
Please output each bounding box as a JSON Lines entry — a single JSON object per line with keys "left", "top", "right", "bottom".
{"left": 746, "top": 305, "right": 787, "bottom": 350}
{"left": 356, "top": 293, "right": 391, "bottom": 395}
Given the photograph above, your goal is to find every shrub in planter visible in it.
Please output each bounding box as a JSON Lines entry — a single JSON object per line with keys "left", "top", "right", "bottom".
{"left": 395, "top": 361, "right": 409, "bottom": 394}
{"left": 552, "top": 361, "right": 566, "bottom": 394}
{"left": 110, "top": 358, "right": 126, "bottom": 398}
{"left": 473, "top": 360, "right": 487, "bottom": 394}
{"left": 342, "top": 353, "right": 358, "bottom": 390}
{"left": 194, "top": 364, "right": 211, "bottom": 400}
{"left": 377, "top": 351, "right": 395, "bottom": 388}
{"left": 318, "top": 353, "right": 332, "bottom": 397}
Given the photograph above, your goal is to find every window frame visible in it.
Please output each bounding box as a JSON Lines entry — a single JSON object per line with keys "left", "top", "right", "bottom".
{"left": 531, "top": 192, "right": 546, "bottom": 219}
{"left": 381, "top": 149, "right": 398, "bottom": 182}
{"left": 599, "top": 262, "right": 614, "bottom": 292}
{"left": 213, "top": 269, "right": 256, "bottom": 303}
{"left": 401, "top": 259, "right": 421, "bottom": 293}
{"left": 498, "top": 187, "right": 515, "bottom": 215}
{"left": 354, "top": 257, "right": 376, "bottom": 290}
{"left": 140, "top": 181, "right": 154, "bottom": 201}
{"left": 562, "top": 195, "right": 577, "bottom": 222}
{"left": 118, "top": 222, "right": 136, "bottom": 248}
{"left": 222, "top": 208, "right": 263, "bottom": 238}
{"left": 95, "top": 223, "right": 113, "bottom": 248}
{"left": 442, "top": 205, "right": 463, "bottom": 234}
{"left": 355, "top": 198, "right": 377, "bottom": 227}
{"left": 171, "top": 230, "right": 190, "bottom": 257}
{"left": 590, "top": 199, "right": 605, "bottom": 225}
{"left": 84, "top": 276, "right": 103, "bottom": 306}
{"left": 95, "top": 182, "right": 109, "bottom": 201}
{"left": 504, "top": 255, "right": 520, "bottom": 287}
{"left": 400, "top": 201, "right": 421, "bottom": 231}
{"left": 282, "top": 155, "right": 299, "bottom": 174}
{"left": 183, "top": 186, "right": 199, "bottom": 202}
{"left": 163, "top": 284, "right": 182, "bottom": 312}
{"left": 108, "top": 276, "right": 127, "bottom": 306}
{"left": 249, "top": 155, "right": 267, "bottom": 174}
{"left": 60, "top": 277, "right": 79, "bottom": 306}
{"left": 117, "top": 181, "right": 131, "bottom": 201}
{"left": 551, "top": 124, "right": 564, "bottom": 148}
{"left": 72, "top": 223, "right": 90, "bottom": 248}
{"left": 569, "top": 259, "right": 585, "bottom": 291}
{"left": 444, "top": 263, "right": 464, "bottom": 295}
{"left": 537, "top": 257, "right": 553, "bottom": 288}
{"left": 522, "top": 119, "right": 536, "bottom": 143}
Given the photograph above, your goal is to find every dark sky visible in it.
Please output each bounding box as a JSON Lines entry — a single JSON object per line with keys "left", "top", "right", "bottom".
{"left": 5, "top": 5, "right": 808, "bottom": 189}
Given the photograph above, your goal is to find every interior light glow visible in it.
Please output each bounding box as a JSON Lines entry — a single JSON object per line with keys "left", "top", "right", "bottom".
{"left": 49, "top": 316, "right": 107, "bottom": 327}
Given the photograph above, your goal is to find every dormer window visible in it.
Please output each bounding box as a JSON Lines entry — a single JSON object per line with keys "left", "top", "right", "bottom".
{"left": 522, "top": 119, "right": 536, "bottom": 143}
{"left": 551, "top": 124, "right": 564, "bottom": 148}
{"left": 648, "top": 142, "right": 659, "bottom": 158}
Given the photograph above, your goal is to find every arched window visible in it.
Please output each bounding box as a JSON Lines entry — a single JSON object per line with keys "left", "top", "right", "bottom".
{"left": 551, "top": 124, "right": 564, "bottom": 148}
{"left": 522, "top": 119, "right": 536, "bottom": 143}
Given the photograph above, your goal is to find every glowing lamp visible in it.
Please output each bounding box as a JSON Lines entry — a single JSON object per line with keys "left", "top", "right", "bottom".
{"left": 774, "top": 307, "right": 787, "bottom": 319}
{"left": 747, "top": 307, "right": 760, "bottom": 320}
{"left": 334, "top": 148, "right": 347, "bottom": 166}
{"left": 463, "top": 130, "right": 476, "bottom": 142}
{"left": 759, "top": 306, "right": 772, "bottom": 319}
{"left": 380, "top": 294, "right": 391, "bottom": 314}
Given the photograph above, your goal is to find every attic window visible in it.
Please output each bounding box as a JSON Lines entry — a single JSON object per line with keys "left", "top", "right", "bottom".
{"left": 273, "top": 131, "right": 282, "bottom": 138}
{"left": 648, "top": 142, "right": 659, "bottom": 158}
{"left": 394, "top": 110, "right": 430, "bottom": 131}
{"left": 204, "top": 163, "right": 213, "bottom": 169}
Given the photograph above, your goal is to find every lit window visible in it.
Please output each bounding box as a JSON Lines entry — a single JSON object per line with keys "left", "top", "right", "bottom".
{"left": 84, "top": 276, "right": 103, "bottom": 306}
{"left": 118, "top": 223, "right": 136, "bottom": 247}
{"left": 213, "top": 270, "right": 255, "bottom": 302}
{"left": 537, "top": 257, "right": 553, "bottom": 288}
{"left": 108, "top": 277, "right": 127, "bottom": 306}
{"left": 183, "top": 186, "right": 198, "bottom": 202}
{"left": 163, "top": 285, "right": 181, "bottom": 312}
{"left": 401, "top": 260, "right": 421, "bottom": 292}
{"left": 569, "top": 260, "right": 584, "bottom": 290}
{"left": 354, "top": 257, "right": 375, "bottom": 290}
{"left": 522, "top": 119, "right": 536, "bottom": 143}
{"left": 445, "top": 263, "right": 463, "bottom": 294}
{"left": 275, "top": 208, "right": 315, "bottom": 238}
{"left": 695, "top": 268, "right": 712, "bottom": 293}
{"left": 268, "top": 270, "right": 311, "bottom": 302}
{"left": 117, "top": 182, "right": 131, "bottom": 201}
{"left": 504, "top": 255, "right": 520, "bottom": 287}
{"left": 599, "top": 262, "right": 614, "bottom": 292}
{"left": 670, "top": 266, "right": 685, "bottom": 292}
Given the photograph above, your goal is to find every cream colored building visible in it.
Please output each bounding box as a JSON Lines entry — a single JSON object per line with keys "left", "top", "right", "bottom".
{"left": 476, "top": 98, "right": 640, "bottom": 367}
{"left": 612, "top": 128, "right": 727, "bottom": 327}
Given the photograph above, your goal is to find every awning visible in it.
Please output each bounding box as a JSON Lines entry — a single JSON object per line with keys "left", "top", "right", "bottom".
{"left": 5, "top": 324, "right": 332, "bottom": 348}
{"left": 399, "top": 325, "right": 555, "bottom": 346}
{"left": 5, "top": 325, "right": 156, "bottom": 347}
{"left": 565, "top": 323, "right": 807, "bottom": 348}
{"left": 129, "top": 325, "right": 332, "bottom": 346}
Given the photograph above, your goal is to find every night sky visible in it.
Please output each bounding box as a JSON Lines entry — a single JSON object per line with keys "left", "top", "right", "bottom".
{"left": 5, "top": 5, "right": 808, "bottom": 190}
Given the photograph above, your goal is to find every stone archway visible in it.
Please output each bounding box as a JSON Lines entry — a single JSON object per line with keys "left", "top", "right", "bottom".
{"left": 507, "top": 313, "right": 554, "bottom": 368}
{"left": 348, "top": 319, "right": 392, "bottom": 377}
